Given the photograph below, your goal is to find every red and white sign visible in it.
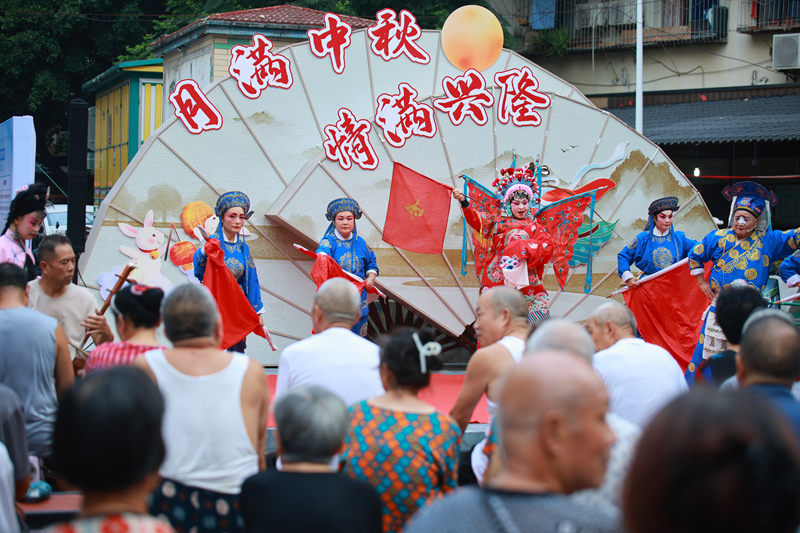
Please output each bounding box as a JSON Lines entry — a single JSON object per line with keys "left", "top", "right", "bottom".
{"left": 368, "top": 9, "right": 430, "bottom": 64}
{"left": 168, "top": 79, "right": 223, "bottom": 134}
{"left": 307, "top": 13, "right": 353, "bottom": 74}
{"left": 229, "top": 34, "right": 293, "bottom": 99}
{"left": 375, "top": 83, "right": 436, "bottom": 148}
{"left": 433, "top": 69, "right": 495, "bottom": 126}
{"left": 323, "top": 108, "right": 379, "bottom": 170}
{"left": 494, "top": 67, "right": 551, "bottom": 126}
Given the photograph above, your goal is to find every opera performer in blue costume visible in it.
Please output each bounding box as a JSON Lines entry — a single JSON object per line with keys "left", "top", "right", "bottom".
{"left": 317, "top": 198, "right": 378, "bottom": 337}
{"left": 685, "top": 181, "right": 800, "bottom": 383}
{"left": 193, "top": 191, "right": 264, "bottom": 352}
{"left": 779, "top": 250, "right": 800, "bottom": 290}
{"left": 617, "top": 196, "right": 696, "bottom": 288}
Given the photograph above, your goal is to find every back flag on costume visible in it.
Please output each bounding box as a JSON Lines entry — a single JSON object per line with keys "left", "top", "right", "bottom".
{"left": 201, "top": 239, "right": 266, "bottom": 349}
{"left": 621, "top": 258, "right": 711, "bottom": 371}
{"left": 382, "top": 163, "right": 452, "bottom": 254}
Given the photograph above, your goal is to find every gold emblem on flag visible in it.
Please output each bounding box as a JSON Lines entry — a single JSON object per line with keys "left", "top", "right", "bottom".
{"left": 405, "top": 199, "right": 424, "bottom": 217}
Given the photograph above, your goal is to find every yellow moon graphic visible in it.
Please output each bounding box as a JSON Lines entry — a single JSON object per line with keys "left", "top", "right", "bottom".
{"left": 441, "top": 5, "right": 504, "bottom": 72}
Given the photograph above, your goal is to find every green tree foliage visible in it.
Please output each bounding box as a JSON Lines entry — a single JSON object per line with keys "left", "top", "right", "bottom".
{"left": 0, "top": 0, "right": 167, "bottom": 184}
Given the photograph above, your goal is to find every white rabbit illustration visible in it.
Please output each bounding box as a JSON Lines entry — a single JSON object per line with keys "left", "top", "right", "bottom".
{"left": 118, "top": 210, "right": 173, "bottom": 291}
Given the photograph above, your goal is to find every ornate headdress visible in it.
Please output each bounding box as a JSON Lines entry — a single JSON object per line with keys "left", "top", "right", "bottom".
{"left": 325, "top": 198, "right": 362, "bottom": 221}
{"left": 722, "top": 181, "right": 777, "bottom": 233}
{"left": 4, "top": 183, "right": 48, "bottom": 234}
{"left": 648, "top": 196, "right": 679, "bottom": 217}
{"left": 215, "top": 191, "right": 253, "bottom": 219}
{"left": 492, "top": 166, "right": 538, "bottom": 216}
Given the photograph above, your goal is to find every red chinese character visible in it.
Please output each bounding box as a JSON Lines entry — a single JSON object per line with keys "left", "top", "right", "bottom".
{"left": 229, "top": 34, "right": 293, "bottom": 99}
{"left": 494, "top": 67, "right": 551, "bottom": 127}
{"left": 432, "top": 69, "right": 495, "bottom": 126}
{"left": 168, "top": 79, "right": 223, "bottom": 134}
{"left": 375, "top": 83, "right": 436, "bottom": 148}
{"left": 307, "top": 13, "right": 353, "bottom": 74}
{"left": 368, "top": 9, "right": 430, "bottom": 64}
{"left": 323, "top": 108, "right": 379, "bottom": 170}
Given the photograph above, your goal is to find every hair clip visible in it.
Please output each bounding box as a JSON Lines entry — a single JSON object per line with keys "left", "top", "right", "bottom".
{"left": 412, "top": 332, "right": 441, "bottom": 374}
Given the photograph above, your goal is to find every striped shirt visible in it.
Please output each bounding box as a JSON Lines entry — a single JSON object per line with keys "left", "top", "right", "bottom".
{"left": 84, "top": 341, "right": 161, "bottom": 375}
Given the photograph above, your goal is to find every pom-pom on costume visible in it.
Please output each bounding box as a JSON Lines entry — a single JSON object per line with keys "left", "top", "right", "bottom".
{"left": 316, "top": 198, "right": 379, "bottom": 336}
{"left": 1, "top": 184, "right": 48, "bottom": 280}
{"left": 617, "top": 196, "right": 696, "bottom": 280}
{"left": 685, "top": 181, "right": 800, "bottom": 383}
{"left": 193, "top": 191, "right": 263, "bottom": 351}
{"left": 461, "top": 166, "right": 554, "bottom": 323}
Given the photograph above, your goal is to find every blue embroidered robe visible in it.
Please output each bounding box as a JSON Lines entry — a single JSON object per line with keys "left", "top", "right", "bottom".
{"left": 685, "top": 227, "right": 800, "bottom": 383}
{"left": 688, "top": 227, "right": 800, "bottom": 294}
{"left": 193, "top": 227, "right": 263, "bottom": 314}
{"left": 780, "top": 250, "right": 800, "bottom": 285}
{"left": 317, "top": 231, "right": 378, "bottom": 325}
{"left": 617, "top": 229, "right": 695, "bottom": 278}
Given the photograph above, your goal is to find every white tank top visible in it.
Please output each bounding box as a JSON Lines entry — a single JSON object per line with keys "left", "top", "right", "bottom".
{"left": 145, "top": 349, "right": 258, "bottom": 494}
{"left": 472, "top": 335, "right": 526, "bottom": 483}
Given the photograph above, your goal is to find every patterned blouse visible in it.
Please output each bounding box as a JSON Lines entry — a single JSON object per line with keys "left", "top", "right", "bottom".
{"left": 341, "top": 401, "right": 460, "bottom": 533}
{"left": 45, "top": 513, "right": 175, "bottom": 533}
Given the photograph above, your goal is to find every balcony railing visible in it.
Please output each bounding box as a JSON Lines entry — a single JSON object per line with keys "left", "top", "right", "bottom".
{"left": 516, "top": 0, "right": 730, "bottom": 53}
{"left": 736, "top": 0, "right": 800, "bottom": 31}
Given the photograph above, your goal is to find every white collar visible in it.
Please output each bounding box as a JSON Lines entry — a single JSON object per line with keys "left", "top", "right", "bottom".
{"left": 334, "top": 229, "right": 353, "bottom": 241}
{"left": 222, "top": 231, "right": 238, "bottom": 244}
{"left": 652, "top": 227, "right": 669, "bottom": 237}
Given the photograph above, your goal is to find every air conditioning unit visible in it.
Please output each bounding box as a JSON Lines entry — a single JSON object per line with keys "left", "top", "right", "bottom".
{"left": 576, "top": 2, "right": 609, "bottom": 29}
{"left": 609, "top": 0, "right": 636, "bottom": 25}
{"left": 773, "top": 34, "right": 800, "bottom": 70}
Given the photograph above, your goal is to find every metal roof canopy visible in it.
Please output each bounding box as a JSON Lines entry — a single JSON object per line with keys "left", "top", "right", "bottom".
{"left": 608, "top": 94, "right": 800, "bottom": 145}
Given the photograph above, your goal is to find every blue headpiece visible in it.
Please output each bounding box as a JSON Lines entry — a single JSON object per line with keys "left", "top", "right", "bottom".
{"left": 722, "top": 181, "right": 776, "bottom": 218}
{"left": 648, "top": 197, "right": 679, "bottom": 216}
{"left": 215, "top": 191, "right": 253, "bottom": 219}
{"left": 325, "top": 198, "right": 362, "bottom": 221}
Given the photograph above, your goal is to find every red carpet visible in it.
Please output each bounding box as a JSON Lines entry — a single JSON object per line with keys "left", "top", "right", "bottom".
{"left": 266, "top": 373, "right": 488, "bottom": 427}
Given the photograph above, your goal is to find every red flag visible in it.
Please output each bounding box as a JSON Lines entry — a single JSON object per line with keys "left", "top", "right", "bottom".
{"left": 382, "top": 162, "right": 452, "bottom": 254}
{"left": 201, "top": 239, "right": 265, "bottom": 350}
{"left": 293, "top": 244, "right": 385, "bottom": 301}
{"left": 622, "top": 258, "right": 711, "bottom": 371}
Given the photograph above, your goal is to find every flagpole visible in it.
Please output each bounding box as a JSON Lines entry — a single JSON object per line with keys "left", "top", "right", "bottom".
{"left": 610, "top": 258, "right": 691, "bottom": 296}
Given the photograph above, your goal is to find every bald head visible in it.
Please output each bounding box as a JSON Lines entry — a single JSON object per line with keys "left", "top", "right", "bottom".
{"left": 487, "top": 287, "right": 529, "bottom": 324}
{"left": 739, "top": 310, "right": 800, "bottom": 385}
{"left": 526, "top": 319, "right": 595, "bottom": 362}
{"left": 314, "top": 278, "right": 360, "bottom": 327}
{"left": 587, "top": 301, "right": 637, "bottom": 351}
{"left": 497, "top": 351, "right": 614, "bottom": 493}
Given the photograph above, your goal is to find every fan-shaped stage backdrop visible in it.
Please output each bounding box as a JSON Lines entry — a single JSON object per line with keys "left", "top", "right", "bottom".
{"left": 80, "top": 15, "right": 716, "bottom": 365}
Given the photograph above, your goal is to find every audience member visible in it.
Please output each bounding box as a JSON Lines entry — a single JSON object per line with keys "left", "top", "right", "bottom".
{"left": 46, "top": 366, "right": 175, "bottom": 533}
{"left": 449, "top": 287, "right": 528, "bottom": 483}
{"left": 241, "top": 385, "right": 382, "bottom": 533}
{"left": 587, "top": 301, "right": 687, "bottom": 427}
{"left": 341, "top": 328, "right": 460, "bottom": 533}
{"left": 0, "top": 263, "right": 73, "bottom": 459}
{"left": 406, "top": 352, "right": 619, "bottom": 533}
{"left": 0, "top": 385, "right": 28, "bottom": 533}
{"left": 526, "top": 319, "right": 640, "bottom": 511}
{"left": 275, "top": 278, "right": 383, "bottom": 406}
{"left": 737, "top": 309, "right": 800, "bottom": 443}
{"left": 0, "top": 444, "right": 16, "bottom": 532}
{"left": 84, "top": 284, "right": 164, "bottom": 375}
{"left": 136, "top": 284, "right": 269, "bottom": 533}
{"left": 623, "top": 388, "right": 800, "bottom": 533}
{"left": 0, "top": 385, "right": 30, "bottom": 502}
{"left": 29, "top": 235, "right": 112, "bottom": 351}
{"left": 696, "top": 285, "right": 767, "bottom": 386}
